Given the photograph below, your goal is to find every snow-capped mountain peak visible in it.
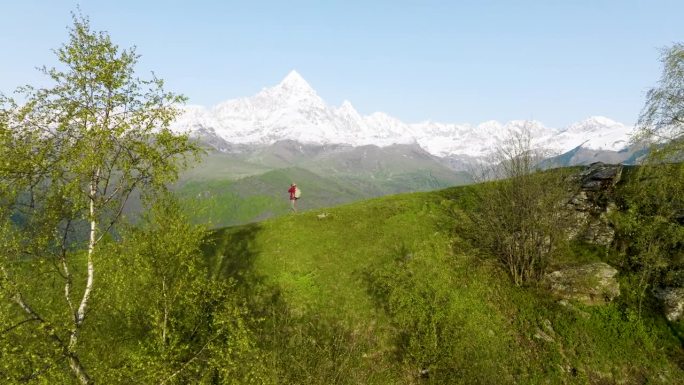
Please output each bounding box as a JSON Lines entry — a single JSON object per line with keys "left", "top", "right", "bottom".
{"left": 338, "top": 99, "right": 355, "bottom": 111}
{"left": 566, "top": 116, "right": 620, "bottom": 133}
{"left": 278, "top": 70, "right": 311, "bottom": 90}
{"left": 547, "top": 116, "right": 630, "bottom": 152}
{"left": 172, "top": 71, "right": 635, "bottom": 159}
{"left": 280, "top": 70, "right": 305, "bottom": 84}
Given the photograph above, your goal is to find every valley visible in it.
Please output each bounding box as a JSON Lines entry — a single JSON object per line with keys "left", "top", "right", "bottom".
{"left": 175, "top": 141, "right": 471, "bottom": 226}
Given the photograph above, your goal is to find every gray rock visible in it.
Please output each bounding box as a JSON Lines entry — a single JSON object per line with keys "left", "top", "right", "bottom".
{"left": 533, "top": 328, "right": 555, "bottom": 343}
{"left": 578, "top": 162, "right": 623, "bottom": 183}
{"left": 544, "top": 262, "right": 620, "bottom": 305}
{"left": 654, "top": 287, "right": 684, "bottom": 322}
{"left": 581, "top": 180, "right": 605, "bottom": 191}
{"left": 588, "top": 167, "right": 621, "bottom": 181}
{"left": 570, "top": 191, "right": 589, "bottom": 207}
{"left": 558, "top": 299, "right": 590, "bottom": 318}
{"left": 566, "top": 163, "right": 623, "bottom": 245}
{"left": 575, "top": 162, "right": 623, "bottom": 195}
{"left": 584, "top": 214, "right": 615, "bottom": 246}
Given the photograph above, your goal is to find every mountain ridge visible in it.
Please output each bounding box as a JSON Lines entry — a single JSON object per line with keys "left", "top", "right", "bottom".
{"left": 172, "top": 70, "right": 635, "bottom": 160}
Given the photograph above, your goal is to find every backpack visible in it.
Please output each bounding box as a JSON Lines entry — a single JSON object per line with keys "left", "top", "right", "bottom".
{"left": 294, "top": 187, "right": 301, "bottom": 199}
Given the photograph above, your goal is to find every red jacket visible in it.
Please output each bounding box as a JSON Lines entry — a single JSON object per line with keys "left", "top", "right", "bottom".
{"left": 288, "top": 185, "right": 297, "bottom": 200}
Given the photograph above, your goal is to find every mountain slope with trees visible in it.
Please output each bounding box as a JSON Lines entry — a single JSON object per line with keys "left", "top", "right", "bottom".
{"left": 1, "top": 11, "right": 683, "bottom": 385}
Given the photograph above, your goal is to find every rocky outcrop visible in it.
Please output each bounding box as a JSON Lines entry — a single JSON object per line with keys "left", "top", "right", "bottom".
{"left": 567, "top": 163, "right": 623, "bottom": 246}
{"left": 544, "top": 262, "right": 620, "bottom": 305}
{"left": 655, "top": 288, "right": 684, "bottom": 322}
{"left": 578, "top": 164, "right": 622, "bottom": 192}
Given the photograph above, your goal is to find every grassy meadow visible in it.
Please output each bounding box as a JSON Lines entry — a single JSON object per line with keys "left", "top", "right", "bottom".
{"left": 199, "top": 182, "right": 684, "bottom": 384}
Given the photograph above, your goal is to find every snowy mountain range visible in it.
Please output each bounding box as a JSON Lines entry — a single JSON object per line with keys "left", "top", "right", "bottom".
{"left": 172, "top": 70, "right": 634, "bottom": 159}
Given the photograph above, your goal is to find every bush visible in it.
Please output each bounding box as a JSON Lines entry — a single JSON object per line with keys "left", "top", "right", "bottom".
{"left": 465, "top": 126, "right": 573, "bottom": 285}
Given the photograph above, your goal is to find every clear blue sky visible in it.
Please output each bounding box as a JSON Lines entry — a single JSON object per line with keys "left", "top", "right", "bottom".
{"left": 1, "top": 1, "right": 682, "bottom": 127}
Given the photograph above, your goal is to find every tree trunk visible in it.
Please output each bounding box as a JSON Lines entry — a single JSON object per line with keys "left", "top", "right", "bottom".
{"left": 67, "top": 354, "right": 92, "bottom": 385}
{"left": 68, "top": 168, "right": 100, "bottom": 384}
{"left": 162, "top": 278, "right": 168, "bottom": 346}
{"left": 4, "top": 283, "right": 93, "bottom": 385}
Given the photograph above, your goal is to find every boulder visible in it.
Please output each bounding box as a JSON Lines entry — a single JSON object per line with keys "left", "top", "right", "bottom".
{"left": 655, "top": 287, "right": 684, "bottom": 322}
{"left": 566, "top": 163, "right": 623, "bottom": 246}
{"left": 583, "top": 165, "right": 621, "bottom": 181}
{"left": 578, "top": 162, "right": 623, "bottom": 187}
{"left": 544, "top": 262, "right": 620, "bottom": 305}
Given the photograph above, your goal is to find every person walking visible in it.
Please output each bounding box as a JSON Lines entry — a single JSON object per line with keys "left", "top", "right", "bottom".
{"left": 288, "top": 183, "right": 298, "bottom": 212}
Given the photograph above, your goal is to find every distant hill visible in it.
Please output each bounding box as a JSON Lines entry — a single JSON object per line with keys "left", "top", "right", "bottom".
{"left": 176, "top": 167, "right": 368, "bottom": 227}
{"left": 542, "top": 143, "right": 648, "bottom": 168}
{"left": 175, "top": 141, "right": 471, "bottom": 226}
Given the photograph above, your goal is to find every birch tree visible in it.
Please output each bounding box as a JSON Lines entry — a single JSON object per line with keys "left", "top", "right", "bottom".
{"left": 636, "top": 43, "right": 684, "bottom": 161}
{"left": 0, "top": 13, "right": 198, "bottom": 383}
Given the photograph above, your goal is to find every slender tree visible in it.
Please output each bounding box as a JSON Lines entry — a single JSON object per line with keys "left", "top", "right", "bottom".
{"left": 0, "top": 13, "right": 199, "bottom": 384}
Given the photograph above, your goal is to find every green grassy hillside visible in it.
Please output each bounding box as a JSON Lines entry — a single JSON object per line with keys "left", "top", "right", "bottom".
{"left": 177, "top": 167, "right": 469, "bottom": 227}
{"left": 176, "top": 167, "right": 370, "bottom": 227}
{"left": 170, "top": 143, "right": 472, "bottom": 227}
{"left": 201, "top": 185, "right": 684, "bottom": 384}
{"left": 182, "top": 151, "right": 273, "bottom": 180}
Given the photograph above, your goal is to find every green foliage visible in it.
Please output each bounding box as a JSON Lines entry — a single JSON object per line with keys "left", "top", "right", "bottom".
{"left": 261, "top": 309, "right": 389, "bottom": 385}
{"left": 636, "top": 43, "right": 684, "bottom": 161}
{"left": 0, "top": 12, "right": 199, "bottom": 383}
{"left": 607, "top": 41, "right": 684, "bottom": 326}
{"left": 86, "top": 196, "right": 268, "bottom": 384}
{"left": 624, "top": 41, "right": 684, "bottom": 290}
{"left": 464, "top": 127, "right": 573, "bottom": 285}
{"left": 0, "top": 195, "right": 269, "bottom": 384}
{"left": 611, "top": 164, "right": 684, "bottom": 321}
{"left": 365, "top": 249, "right": 523, "bottom": 384}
